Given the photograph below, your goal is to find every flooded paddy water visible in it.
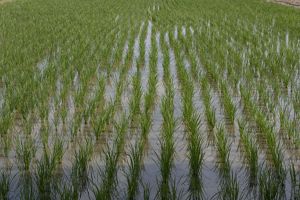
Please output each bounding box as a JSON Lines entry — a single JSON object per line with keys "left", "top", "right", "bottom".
{"left": 1, "top": 0, "right": 300, "bottom": 199}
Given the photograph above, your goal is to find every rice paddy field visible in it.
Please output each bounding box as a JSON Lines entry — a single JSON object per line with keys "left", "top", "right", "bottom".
{"left": 0, "top": 0, "right": 300, "bottom": 199}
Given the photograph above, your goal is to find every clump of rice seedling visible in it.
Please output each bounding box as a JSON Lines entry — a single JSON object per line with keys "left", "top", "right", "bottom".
{"left": 158, "top": 84, "right": 176, "bottom": 200}
{"left": 91, "top": 103, "right": 114, "bottom": 140}
{"left": 144, "top": 72, "right": 157, "bottom": 115}
{"left": 113, "top": 71, "right": 126, "bottom": 109}
{"left": 40, "top": 125, "right": 50, "bottom": 148}
{"left": 140, "top": 110, "right": 152, "bottom": 140}
{"left": 94, "top": 114, "right": 129, "bottom": 200}
{"left": 114, "top": 114, "right": 129, "bottom": 156}
{"left": 35, "top": 137, "right": 63, "bottom": 199}
{"left": 188, "top": 121, "right": 204, "bottom": 199}
{"left": 186, "top": 113, "right": 204, "bottom": 199}
{"left": 219, "top": 81, "right": 236, "bottom": 125}
{"left": 0, "top": 108, "right": 12, "bottom": 139}
{"left": 279, "top": 109, "right": 297, "bottom": 140}
{"left": 240, "top": 84, "right": 286, "bottom": 185}
{"left": 71, "top": 138, "right": 93, "bottom": 193}
{"left": 16, "top": 136, "right": 36, "bottom": 171}
{"left": 53, "top": 137, "right": 64, "bottom": 165}
{"left": 292, "top": 90, "right": 300, "bottom": 112}
{"left": 270, "top": 141, "right": 286, "bottom": 184}
{"left": 215, "top": 173, "right": 240, "bottom": 200}
{"left": 57, "top": 182, "right": 78, "bottom": 200}
{"left": 60, "top": 104, "right": 68, "bottom": 127}
{"left": 174, "top": 48, "right": 205, "bottom": 199}
{"left": 1, "top": 135, "right": 12, "bottom": 158}
{"left": 90, "top": 76, "right": 106, "bottom": 110}
{"left": 289, "top": 163, "right": 300, "bottom": 199}
{"left": 38, "top": 100, "right": 50, "bottom": 127}
{"left": 129, "top": 71, "right": 142, "bottom": 124}
{"left": 215, "top": 126, "right": 231, "bottom": 179}
{"left": 200, "top": 77, "right": 216, "bottom": 131}
{"left": 238, "top": 120, "right": 258, "bottom": 186}
{"left": 126, "top": 143, "right": 143, "bottom": 200}
{"left": 158, "top": 132, "right": 176, "bottom": 199}
{"left": 142, "top": 182, "right": 151, "bottom": 200}
{"left": 0, "top": 169, "right": 11, "bottom": 200}
{"left": 169, "top": 178, "right": 183, "bottom": 200}
{"left": 19, "top": 168, "right": 35, "bottom": 200}
{"left": 94, "top": 148, "right": 118, "bottom": 200}
{"left": 258, "top": 168, "right": 284, "bottom": 200}
{"left": 126, "top": 34, "right": 158, "bottom": 199}
{"left": 240, "top": 85, "right": 253, "bottom": 114}
{"left": 35, "top": 152, "right": 55, "bottom": 199}
{"left": 255, "top": 111, "right": 286, "bottom": 183}
{"left": 70, "top": 114, "right": 82, "bottom": 140}
{"left": 205, "top": 100, "right": 216, "bottom": 131}
{"left": 23, "top": 114, "right": 34, "bottom": 136}
{"left": 53, "top": 101, "right": 62, "bottom": 134}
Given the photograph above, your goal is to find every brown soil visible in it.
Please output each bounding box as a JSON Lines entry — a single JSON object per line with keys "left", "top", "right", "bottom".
{"left": 275, "top": 0, "right": 300, "bottom": 7}
{"left": 0, "top": 0, "right": 13, "bottom": 5}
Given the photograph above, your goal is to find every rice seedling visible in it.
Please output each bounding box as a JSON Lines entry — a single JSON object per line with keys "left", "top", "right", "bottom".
{"left": 255, "top": 111, "right": 286, "bottom": 182}
{"left": 240, "top": 85, "right": 254, "bottom": 115}
{"left": 0, "top": 169, "right": 11, "bottom": 200}
{"left": 71, "top": 138, "right": 93, "bottom": 193}
{"left": 60, "top": 104, "right": 68, "bottom": 127}
{"left": 53, "top": 137, "right": 65, "bottom": 165}
{"left": 172, "top": 40, "right": 205, "bottom": 199}
{"left": 16, "top": 136, "right": 36, "bottom": 172}
{"left": 91, "top": 103, "right": 114, "bottom": 140}
{"left": 292, "top": 91, "right": 300, "bottom": 112}
{"left": 0, "top": 109, "right": 12, "bottom": 138}
{"left": 144, "top": 68, "right": 157, "bottom": 116}
{"left": 142, "top": 182, "right": 151, "bottom": 200}
{"left": 125, "top": 33, "right": 158, "bottom": 199}
{"left": 169, "top": 178, "right": 184, "bottom": 200}
{"left": 70, "top": 114, "right": 82, "bottom": 140}
{"left": 1, "top": 0, "right": 300, "bottom": 198}
{"left": 18, "top": 162, "right": 35, "bottom": 200}
{"left": 158, "top": 139, "right": 176, "bottom": 199}
{"left": 35, "top": 152, "right": 55, "bottom": 199}
{"left": 289, "top": 163, "right": 300, "bottom": 199}
{"left": 22, "top": 115, "right": 34, "bottom": 136}
{"left": 40, "top": 125, "right": 50, "bottom": 148}
{"left": 126, "top": 143, "right": 143, "bottom": 200}
{"left": 93, "top": 114, "right": 129, "bottom": 200}
{"left": 240, "top": 83, "right": 286, "bottom": 185}
{"left": 113, "top": 70, "right": 127, "bottom": 109}
{"left": 219, "top": 81, "right": 236, "bottom": 125}
{"left": 34, "top": 134, "right": 63, "bottom": 197}
{"left": 279, "top": 109, "right": 297, "bottom": 140}
{"left": 214, "top": 173, "right": 240, "bottom": 200}
{"left": 93, "top": 76, "right": 106, "bottom": 103}
{"left": 1, "top": 134, "right": 11, "bottom": 157}
{"left": 258, "top": 168, "right": 284, "bottom": 200}
{"left": 238, "top": 120, "right": 258, "bottom": 186}
{"left": 186, "top": 113, "right": 204, "bottom": 199}
{"left": 157, "top": 80, "right": 176, "bottom": 200}
{"left": 200, "top": 77, "right": 216, "bottom": 131}
{"left": 56, "top": 182, "right": 79, "bottom": 200}
{"left": 129, "top": 71, "right": 143, "bottom": 124}
{"left": 215, "top": 126, "right": 231, "bottom": 179}
{"left": 93, "top": 147, "right": 118, "bottom": 200}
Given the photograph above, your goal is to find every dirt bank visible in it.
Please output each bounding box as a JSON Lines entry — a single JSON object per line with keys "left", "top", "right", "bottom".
{"left": 275, "top": 0, "right": 300, "bottom": 7}
{"left": 0, "top": 0, "right": 13, "bottom": 5}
